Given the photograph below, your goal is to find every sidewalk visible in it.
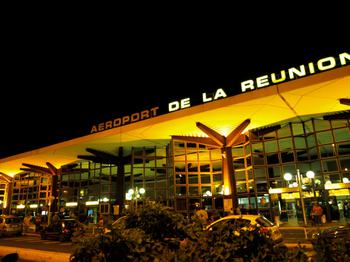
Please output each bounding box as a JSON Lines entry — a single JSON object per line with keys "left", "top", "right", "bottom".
{"left": 0, "top": 246, "right": 70, "bottom": 262}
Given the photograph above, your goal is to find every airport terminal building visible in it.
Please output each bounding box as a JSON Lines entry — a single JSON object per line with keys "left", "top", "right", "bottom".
{"left": 1, "top": 52, "right": 349, "bottom": 225}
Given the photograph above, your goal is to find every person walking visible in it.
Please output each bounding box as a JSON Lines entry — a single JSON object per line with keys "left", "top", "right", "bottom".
{"left": 311, "top": 202, "right": 323, "bottom": 225}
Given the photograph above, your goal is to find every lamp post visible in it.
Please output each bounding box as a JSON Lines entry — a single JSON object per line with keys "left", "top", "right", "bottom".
{"left": 284, "top": 169, "right": 313, "bottom": 227}
{"left": 306, "top": 170, "right": 316, "bottom": 200}
{"left": 126, "top": 187, "right": 145, "bottom": 212}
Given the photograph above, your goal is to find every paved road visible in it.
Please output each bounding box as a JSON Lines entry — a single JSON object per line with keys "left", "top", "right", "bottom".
{"left": 0, "top": 234, "right": 74, "bottom": 254}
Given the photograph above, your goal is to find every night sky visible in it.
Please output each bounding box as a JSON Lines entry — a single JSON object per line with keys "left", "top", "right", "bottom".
{"left": 0, "top": 46, "right": 346, "bottom": 159}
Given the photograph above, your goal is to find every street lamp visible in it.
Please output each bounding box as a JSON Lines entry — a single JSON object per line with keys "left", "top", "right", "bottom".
{"left": 126, "top": 187, "right": 145, "bottom": 212}
{"left": 306, "top": 170, "right": 316, "bottom": 199}
{"left": 283, "top": 169, "right": 313, "bottom": 226}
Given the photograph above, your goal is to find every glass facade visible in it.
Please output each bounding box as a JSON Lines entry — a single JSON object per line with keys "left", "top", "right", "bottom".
{"left": 7, "top": 111, "right": 350, "bottom": 225}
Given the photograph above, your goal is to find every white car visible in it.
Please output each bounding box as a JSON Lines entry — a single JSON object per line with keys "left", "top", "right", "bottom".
{"left": 205, "top": 214, "right": 283, "bottom": 244}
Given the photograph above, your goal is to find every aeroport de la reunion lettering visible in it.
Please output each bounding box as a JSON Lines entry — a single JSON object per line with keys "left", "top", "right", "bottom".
{"left": 91, "top": 52, "right": 349, "bottom": 134}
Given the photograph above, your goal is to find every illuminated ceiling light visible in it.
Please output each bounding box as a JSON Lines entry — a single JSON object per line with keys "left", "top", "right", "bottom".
{"left": 284, "top": 173, "right": 293, "bottom": 181}
{"left": 306, "top": 170, "right": 315, "bottom": 179}
{"left": 339, "top": 98, "right": 350, "bottom": 106}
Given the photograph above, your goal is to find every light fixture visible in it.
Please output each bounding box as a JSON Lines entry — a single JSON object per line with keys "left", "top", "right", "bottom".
{"left": 343, "top": 177, "right": 350, "bottom": 183}
{"left": 284, "top": 173, "right": 293, "bottom": 181}
{"left": 306, "top": 171, "right": 315, "bottom": 179}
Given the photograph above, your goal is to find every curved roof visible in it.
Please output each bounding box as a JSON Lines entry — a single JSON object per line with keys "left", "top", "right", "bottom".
{"left": 1, "top": 66, "right": 349, "bottom": 176}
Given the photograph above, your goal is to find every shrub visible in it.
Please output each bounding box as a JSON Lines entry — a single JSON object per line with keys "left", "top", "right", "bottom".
{"left": 70, "top": 201, "right": 308, "bottom": 261}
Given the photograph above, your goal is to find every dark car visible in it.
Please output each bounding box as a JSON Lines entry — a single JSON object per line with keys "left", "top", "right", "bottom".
{"left": 311, "top": 223, "right": 350, "bottom": 245}
{"left": 205, "top": 214, "right": 283, "bottom": 244}
{"left": 310, "top": 223, "right": 350, "bottom": 260}
{"left": 40, "top": 218, "right": 78, "bottom": 241}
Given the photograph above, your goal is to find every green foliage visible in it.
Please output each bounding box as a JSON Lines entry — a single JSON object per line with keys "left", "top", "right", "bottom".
{"left": 311, "top": 229, "right": 350, "bottom": 261}
{"left": 70, "top": 201, "right": 308, "bottom": 262}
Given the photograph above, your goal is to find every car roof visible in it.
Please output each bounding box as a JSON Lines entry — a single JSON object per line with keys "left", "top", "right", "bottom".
{"left": 207, "top": 215, "right": 265, "bottom": 226}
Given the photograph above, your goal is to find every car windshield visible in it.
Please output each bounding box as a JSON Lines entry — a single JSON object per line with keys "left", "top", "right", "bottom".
{"left": 63, "top": 220, "right": 77, "bottom": 228}
{"left": 255, "top": 216, "right": 274, "bottom": 227}
{"left": 5, "top": 217, "right": 21, "bottom": 224}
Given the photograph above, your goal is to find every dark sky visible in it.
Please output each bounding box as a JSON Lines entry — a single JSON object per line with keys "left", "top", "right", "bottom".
{"left": 1, "top": 46, "right": 346, "bottom": 158}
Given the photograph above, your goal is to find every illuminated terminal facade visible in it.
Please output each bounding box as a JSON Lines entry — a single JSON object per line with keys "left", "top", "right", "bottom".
{"left": 0, "top": 52, "right": 349, "bottom": 225}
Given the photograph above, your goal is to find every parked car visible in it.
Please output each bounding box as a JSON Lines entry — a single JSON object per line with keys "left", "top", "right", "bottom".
{"left": 205, "top": 214, "right": 283, "bottom": 244}
{"left": 311, "top": 223, "right": 350, "bottom": 244}
{"left": 40, "top": 218, "right": 78, "bottom": 241}
{"left": 0, "top": 215, "right": 23, "bottom": 237}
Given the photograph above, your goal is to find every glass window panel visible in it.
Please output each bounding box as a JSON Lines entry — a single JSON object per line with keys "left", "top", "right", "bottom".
{"left": 279, "top": 138, "right": 293, "bottom": 151}
{"left": 319, "top": 145, "right": 336, "bottom": 158}
{"left": 254, "top": 168, "right": 266, "bottom": 178}
{"left": 252, "top": 143, "right": 263, "bottom": 153}
{"left": 268, "top": 166, "right": 281, "bottom": 178}
{"left": 309, "top": 161, "right": 321, "bottom": 173}
{"left": 264, "top": 130, "right": 277, "bottom": 140}
{"left": 269, "top": 180, "right": 284, "bottom": 188}
{"left": 174, "top": 152, "right": 186, "bottom": 161}
{"left": 294, "top": 137, "right": 306, "bottom": 149}
{"left": 331, "top": 119, "right": 348, "bottom": 129}
{"left": 236, "top": 182, "right": 247, "bottom": 193}
{"left": 201, "top": 186, "right": 211, "bottom": 196}
{"left": 282, "top": 164, "right": 296, "bottom": 176}
{"left": 281, "top": 151, "right": 294, "bottom": 163}
{"left": 278, "top": 124, "right": 291, "bottom": 138}
{"left": 175, "top": 174, "right": 186, "bottom": 184}
{"left": 186, "top": 153, "right": 198, "bottom": 162}
{"left": 333, "top": 128, "right": 350, "bottom": 142}
{"left": 213, "top": 173, "right": 222, "bottom": 183}
{"left": 201, "top": 174, "right": 211, "bottom": 184}
{"left": 248, "top": 169, "right": 253, "bottom": 180}
{"left": 292, "top": 123, "right": 304, "bottom": 136}
{"left": 198, "top": 150, "right": 210, "bottom": 161}
{"left": 188, "top": 174, "right": 198, "bottom": 184}
{"left": 304, "top": 120, "right": 314, "bottom": 134}
{"left": 322, "top": 159, "right": 338, "bottom": 172}
{"left": 187, "top": 142, "right": 197, "bottom": 149}
{"left": 264, "top": 140, "right": 278, "bottom": 153}
{"left": 210, "top": 149, "right": 222, "bottom": 161}
{"left": 233, "top": 158, "right": 245, "bottom": 170}
{"left": 214, "top": 184, "right": 223, "bottom": 195}
{"left": 212, "top": 161, "right": 222, "bottom": 172}
{"left": 189, "top": 187, "right": 199, "bottom": 196}
{"left": 199, "top": 163, "right": 210, "bottom": 172}
{"left": 187, "top": 162, "right": 198, "bottom": 172}
{"left": 340, "top": 157, "right": 350, "bottom": 172}
{"left": 245, "top": 145, "right": 251, "bottom": 155}
{"left": 314, "top": 119, "right": 331, "bottom": 131}
{"left": 174, "top": 141, "right": 185, "bottom": 150}
{"left": 174, "top": 162, "right": 186, "bottom": 172}
{"left": 256, "top": 182, "right": 268, "bottom": 192}
{"left": 329, "top": 174, "right": 341, "bottom": 183}
{"left": 176, "top": 186, "right": 186, "bottom": 196}
{"left": 235, "top": 170, "right": 246, "bottom": 181}
{"left": 248, "top": 181, "right": 255, "bottom": 193}
{"left": 306, "top": 134, "right": 316, "bottom": 148}
{"left": 316, "top": 131, "right": 333, "bottom": 145}
{"left": 296, "top": 149, "right": 308, "bottom": 161}
{"left": 338, "top": 142, "right": 350, "bottom": 155}
{"left": 232, "top": 146, "right": 244, "bottom": 157}
{"left": 253, "top": 154, "right": 265, "bottom": 165}
{"left": 267, "top": 153, "right": 279, "bottom": 165}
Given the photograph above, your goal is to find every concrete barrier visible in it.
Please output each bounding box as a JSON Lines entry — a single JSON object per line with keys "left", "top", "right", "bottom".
{"left": 0, "top": 246, "right": 70, "bottom": 262}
